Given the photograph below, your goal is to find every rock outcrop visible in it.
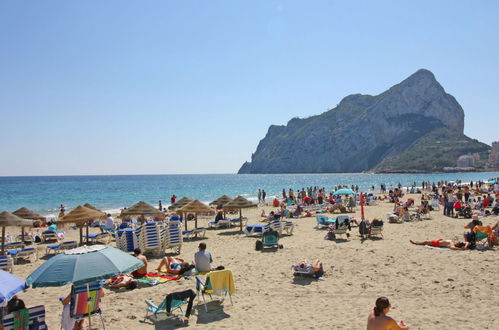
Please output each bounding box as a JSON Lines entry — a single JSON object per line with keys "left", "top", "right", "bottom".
{"left": 238, "top": 69, "right": 490, "bottom": 173}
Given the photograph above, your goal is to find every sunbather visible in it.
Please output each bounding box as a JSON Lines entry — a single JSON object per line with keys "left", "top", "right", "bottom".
{"left": 156, "top": 256, "right": 195, "bottom": 275}
{"left": 367, "top": 296, "right": 409, "bottom": 330}
{"left": 410, "top": 239, "right": 470, "bottom": 250}
{"left": 109, "top": 275, "right": 138, "bottom": 290}
{"left": 292, "top": 259, "right": 324, "bottom": 279}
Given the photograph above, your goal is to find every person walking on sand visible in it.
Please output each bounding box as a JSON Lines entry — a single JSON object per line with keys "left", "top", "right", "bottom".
{"left": 367, "top": 296, "right": 409, "bottom": 330}
{"left": 258, "top": 189, "right": 262, "bottom": 203}
{"left": 262, "top": 190, "right": 266, "bottom": 203}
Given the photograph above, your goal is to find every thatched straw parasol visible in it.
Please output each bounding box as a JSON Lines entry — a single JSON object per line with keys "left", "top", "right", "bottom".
{"left": 177, "top": 200, "right": 215, "bottom": 231}
{"left": 59, "top": 206, "right": 106, "bottom": 245}
{"left": 0, "top": 211, "right": 35, "bottom": 254}
{"left": 223, "top": 196, "right": 257, "bottom": 231}
{"left": 209, "top": 195, "right": 233, "bottom": 208}
{"left": 168, "top": 197, "right": 192, "bottom": 210}
{"left": 121, "top": 201, "right": 161, "bottom": 224}
{"left": 13, "top": 207, "right": 45, "bottom": 244}
{"left": 83, "top": 203, "right": 101, "bottom": 211}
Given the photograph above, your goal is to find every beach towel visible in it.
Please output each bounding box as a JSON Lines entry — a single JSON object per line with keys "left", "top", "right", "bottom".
{"left": 206, "top": 270, "right": 235, "bottom": 295}
{"left": 424, "top": 246, "right": 451, "bottom": 251}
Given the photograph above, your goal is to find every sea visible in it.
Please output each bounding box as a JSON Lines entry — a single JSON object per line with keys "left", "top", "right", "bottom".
{"left": 1, "top": 172, "right": 498, "bottom": 219}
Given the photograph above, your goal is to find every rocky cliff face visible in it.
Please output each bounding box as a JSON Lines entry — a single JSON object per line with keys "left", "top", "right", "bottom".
{"left": 238, "top": 69, "right": 482, "bottom": 174}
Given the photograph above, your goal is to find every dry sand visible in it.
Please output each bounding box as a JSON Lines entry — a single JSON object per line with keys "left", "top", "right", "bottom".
{"left": 5, "top": 194, "right": 499, "bottom": 329}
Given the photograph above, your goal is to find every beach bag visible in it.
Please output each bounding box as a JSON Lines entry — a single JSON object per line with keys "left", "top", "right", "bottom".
{"left": 325, "top": 231, "right": 335, "bottom": 240}
{"left": 34, "top": 235, "right": 42, "bottom": 243}
{"left": 255, "top": 240, "right": 263, "bottom": 250}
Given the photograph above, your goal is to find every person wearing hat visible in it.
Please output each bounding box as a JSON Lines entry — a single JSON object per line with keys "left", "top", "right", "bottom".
{"left": 194, "top": 243, "right": 213, "bottom": 272}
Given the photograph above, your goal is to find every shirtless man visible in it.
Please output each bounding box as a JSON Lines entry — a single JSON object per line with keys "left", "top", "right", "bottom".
{"left": 367, "top": 297, "right": 409, "bottom": 330}
{"left": 410, "top": 239, "right": 470, "bottom": 250}
{"left": 131, "top": 248, "right": 148, "bottom": 277}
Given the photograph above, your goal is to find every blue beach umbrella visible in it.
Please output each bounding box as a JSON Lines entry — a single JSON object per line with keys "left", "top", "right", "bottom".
{"left": 26, "top": 245, "right": 143, "bottom": 288}
{"left": 333, "top": 188, "right": 356, "bottom": 195}
{"left": 0, "top": 269, "right": 28, "bottom": 307}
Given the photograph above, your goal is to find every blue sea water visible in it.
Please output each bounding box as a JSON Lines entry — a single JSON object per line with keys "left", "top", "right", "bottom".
{"left": 0, "top": 172, "right": 497, "bottom": 218}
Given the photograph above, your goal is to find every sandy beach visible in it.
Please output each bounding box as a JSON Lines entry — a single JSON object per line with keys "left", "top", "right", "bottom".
{"left": 4, "top": 194, "right": 498, "bottom": 330}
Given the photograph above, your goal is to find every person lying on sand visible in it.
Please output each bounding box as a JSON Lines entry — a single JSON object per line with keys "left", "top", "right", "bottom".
{"left": 410, "top": 239, "right": 470, "bottom": 250}
{"left": 109, "top": 275, "right": 137, "bottom": 290}
{"left": 367, "top": 296, "right": 409, "bottom": 330}
{"left": 156, "top": 256, "right": 195, "bottom": 275}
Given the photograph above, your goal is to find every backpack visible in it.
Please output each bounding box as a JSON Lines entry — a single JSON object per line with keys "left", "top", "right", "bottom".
{"left": 255, "top": 240, "right": 263, "bottom": 250}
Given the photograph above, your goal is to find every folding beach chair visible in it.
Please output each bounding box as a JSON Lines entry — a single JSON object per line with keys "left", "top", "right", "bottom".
{"left": 144, "top": 289, "right": 196, "bottom": 321}
{"left": 195, "top": 270, "right": 235, "bottom": 312}
{"left": 369, "top": 225, "right": 383, "bottom": 238}
{"left": 67, "top": 281, "right": 105, "bottom": 329}
{"left": 315, "top": 215, "right": 335, "bottom": 229}
{"left": 2, "top": 305, "right": 47, "bottom": 330}
{"left": 256, "top": 228, "right": 283, "bottom": 250}
{"left": 9, "top": 247, "right": 37, "bottom": 264}
{"left": 283, "top": 220, "right": 294, "bottom": 235}
{"left": 0, "top": 254, "right": 14, "bottom": 273}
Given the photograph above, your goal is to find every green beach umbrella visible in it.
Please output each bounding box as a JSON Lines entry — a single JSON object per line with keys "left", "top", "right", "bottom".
{"left": 26, "top": 245, "right": 143, "bottom": 288}
{"left": 333, "top": 188, "right": 356, "bottom": 195}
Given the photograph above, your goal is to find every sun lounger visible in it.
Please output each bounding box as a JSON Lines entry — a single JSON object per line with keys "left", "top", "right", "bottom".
{"left": 46, "top": 240, "right": 78, "bottom": 255}
{"left": 2, "top": 305, "right": 47, "bottom": 330}
{"left": 163, "top": 221, "right": 182, "bottom": 254}
{"left": 139, "top": 222, "right": 163, "bottom": 256}
{"left": 0, "top": 254, "right": 14, "bottom": 273}
{"left": 208, "top": 219, "right": 231, "bottom": 229}
{"left": 8, "top": 247, "right": 38, "bottom": 264}
{"left": 182, "top": 227, "right": 207, "bottom": 240}
{"left": 316, "top": 215, "right": 335, "bottom": 229}
{"left": 230, "top": 217, "right": 247, "bottom": 227}
{"left": 84, "top": 232, "right": 111, "bottom": 245}
{"left": 41, "top": 230, "right": 59, "bottom": 242}
{"left": 244, "top": 224, "right": 267, "bottom": 236}
{"left": 283, "top": 220, "right": 294, "bottom": 235}
{"left": 116, "top": 228, "right": 140, "bottom": 252}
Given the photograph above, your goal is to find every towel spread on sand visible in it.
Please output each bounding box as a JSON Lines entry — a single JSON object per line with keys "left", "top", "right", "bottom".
{"left": 424, "top": 246, "right": 451, "bottom": 251}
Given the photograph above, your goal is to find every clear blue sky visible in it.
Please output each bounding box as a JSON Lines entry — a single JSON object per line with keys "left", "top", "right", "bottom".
{"left": 1, "top": 1, "right": 498, "bottom": 175}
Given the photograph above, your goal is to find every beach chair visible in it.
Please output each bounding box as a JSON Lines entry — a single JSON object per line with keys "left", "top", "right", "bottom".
{"left": 267, "top": 218, "right": 283, "bottom": 235}
{"left": 46, "top": 240, "right": 78, "bottom": 255}
{"left": 243, "top": 224, "right": 266, "bottom": 236}
{"left": 183, "top": 227, "right": 207, "bottom": 240}
{"left": 283, "top": 220, "right": 294, "bottom": 235}
{"left": 195, "top": 270, "right": 235, "bottom": 312}
{"left": 144, "top": 289, "right": 196, "bottom": 321}
{"left": 67, "top": 281, "right": 105, "bottom": 329}
{"left": 16, "top": 233, "right": 34, "bottom": 244}
{"left": 139, "top": 222, "right": 163, "bottom": 256}
{"left": 41, "top": 230, "right": 59, "bottom": 242}
{"left": 2, "top": 305, "right": 47, "bottom": 330}
{"left": 208, "top": 219, "right": 231, "bottom": 229}
{"left": 369, "top": 225, "right": 383, "bottom": 238}
{"left": 230, "top": 217, "right": 247, "bottom": 228}
{"left": 256, "top": 228, "right": 283, "bottom": 250}
{"left": 315, "top": 215, "right": 335, "bottom": 229}
{"left": 431, "top": 198, "right": 440, "bottom": 211}
{"left": 0, "top": 254, "right": 14, "bottom": 273}
{"left": 84, "top": 232, "right": 111, "bottom": 245}
{"left": 163, "top": 221, "right": 182, "bottom": 254}
{"left": 9, "top": 247, "right": 37, "bottom": 264}
{"left": 116, "top": 228, "right": 140, "bottom": 253}
{"left": 473, "top": 226, "right": 493, "bottom": 249}
{"left": 5, "top": 242, "right": 25, "bottom": 250}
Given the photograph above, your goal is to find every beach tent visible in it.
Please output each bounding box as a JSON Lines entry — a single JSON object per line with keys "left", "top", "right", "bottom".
{"left": 0, "top": 211, "right": 35, "bottom": 255}
{"left": 59, "top": 206, "right": 106, "bottom": 245}
{"left": 13, "top": 207, "right": 46, "bottom": 243}
{"left": 121, "top": 201, "right": 161, "bottom": 224}
{"left": 223, "top": 196, "right": 257, "bottom": 232}
{"left": 177, "top": 200, "right": 215, "bottom": 231}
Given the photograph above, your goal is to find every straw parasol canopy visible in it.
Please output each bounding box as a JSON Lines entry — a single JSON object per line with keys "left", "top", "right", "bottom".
{"left": 12, "top": 207, "right": 45, "bottom": 220}
{"left": 209, "top": 195, "right": 233, "bottom": 208}
{"left": 0, "top": 211, "right": 35, "bottom": 254}
{"left": 223, "top": 196, "right": 257, "bottom": 231}
{"left": 59, "top": 206, "right": 106, "bottom": 245}
{"left": 12, "top": 207, "right": 45, "bottom": 245}
{"left": 83, "top": 203, "right": 101, "bottom": 211}
{"left": 168, "top": 197, "right": 192, "bottom": 210}
{"left": 177, "top": 200, "right": 215, "bottom": 231}
{"left": 121, "top": 201, "right": 161, "bottom": 224}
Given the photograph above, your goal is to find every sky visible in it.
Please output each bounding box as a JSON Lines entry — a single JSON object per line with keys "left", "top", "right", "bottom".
{"left": 1, "top": 1, "right": 498, "bottom": 176}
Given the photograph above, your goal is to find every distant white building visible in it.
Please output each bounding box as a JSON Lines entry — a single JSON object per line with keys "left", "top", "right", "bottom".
{"left": 457, "top": 155, "right": 475, "bottom": 168}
